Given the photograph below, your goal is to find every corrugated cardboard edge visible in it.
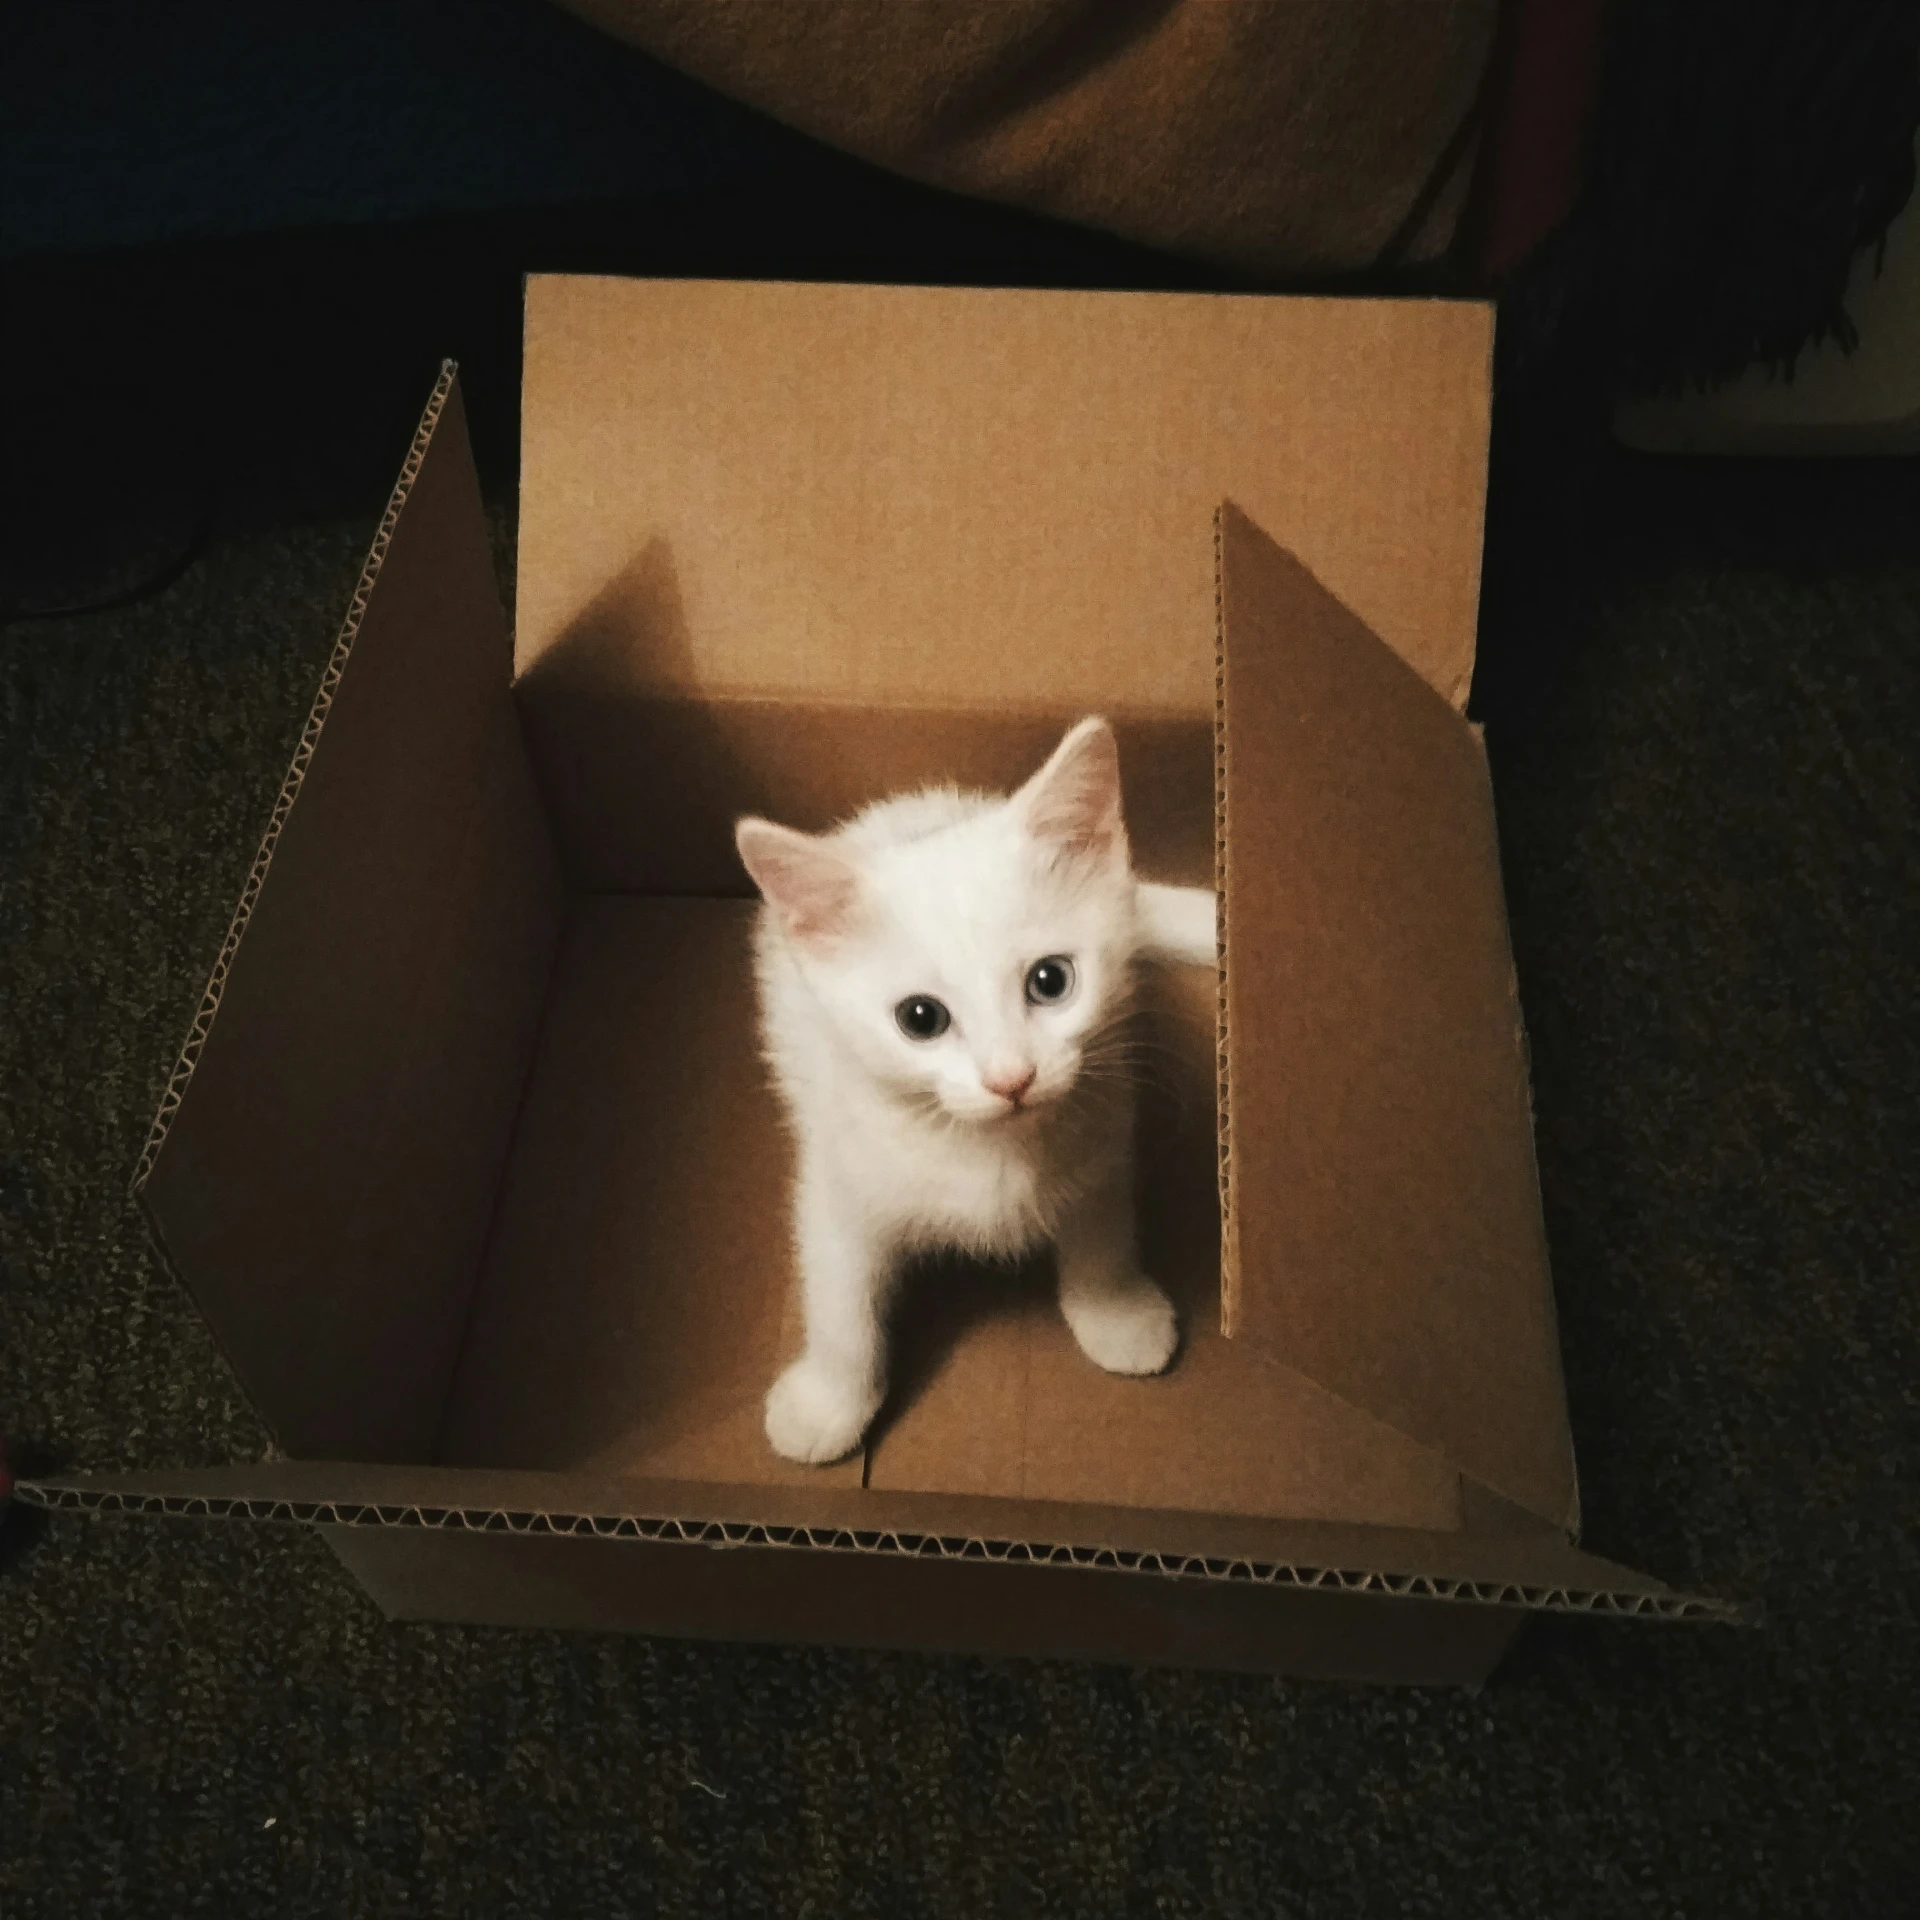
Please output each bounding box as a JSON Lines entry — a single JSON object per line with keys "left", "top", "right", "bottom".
{"left": 1212, "top": 507, "right": 1238, "bottom": 1336}
{"left": 127, "top": 360, "right": 463, "bottom": 1201}
{"left": 15, "top": 1482, "right": 1747, "bottom": 1624}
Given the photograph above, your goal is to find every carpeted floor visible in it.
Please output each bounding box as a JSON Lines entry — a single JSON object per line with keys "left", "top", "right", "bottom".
{"left": 2, "top": 219, "right": 1916, "bottom": 1916}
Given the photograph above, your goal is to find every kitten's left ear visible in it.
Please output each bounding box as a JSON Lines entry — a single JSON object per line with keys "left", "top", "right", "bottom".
{"left": 1017, "top": 716, "right": 1126, "bottom": 865}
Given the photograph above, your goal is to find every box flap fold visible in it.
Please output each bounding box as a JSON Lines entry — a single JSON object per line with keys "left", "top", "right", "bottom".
{"left": 133, "top": 368, "right": 564, "bottom": 1463}
{"left": 1215, "top": 502, "right": 1575, "bottom": 1530}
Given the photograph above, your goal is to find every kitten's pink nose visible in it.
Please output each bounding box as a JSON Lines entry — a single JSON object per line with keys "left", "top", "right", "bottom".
{"left": 983, "top": 1065, "right": 1037, "bottom": 1107}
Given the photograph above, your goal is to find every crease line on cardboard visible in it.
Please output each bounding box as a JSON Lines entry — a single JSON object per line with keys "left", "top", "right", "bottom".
{"left": 1470, "top": 719, "right": 1583, "bottom": 1542}
{"left": 14, "top": 1482, "right": 1747, "bottom": 1624}
{"left": 422, "top": 782, "right": 570, "bottom": 1475}
{"left": 523, "top": 684, "right": 1217, "bottom": 727}
{"left": 129, "top": 360, "right": 463, "bottom": 1199}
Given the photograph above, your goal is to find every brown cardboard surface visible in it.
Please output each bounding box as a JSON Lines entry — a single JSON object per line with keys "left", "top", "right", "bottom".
{"left": 326, "top": 1526, "right": 1527, "bottom": 1683}
{"left": 437, "top": 894, "right": 862, "bottom": 1489}
{"left": 1215, "top": 504, "right": 1574, "bottom": 1527}
{"left": 869, "top": 1275, "right": 1470, "bottom": 1531}
{"left": 518, "top": 690, "right": 1215, "bottom": 895}
{"left": 137, "top": 372, "right": 564, "bottom": 1461}
{"left": 514, "top": 277, "right": 1492, "bottom": 886}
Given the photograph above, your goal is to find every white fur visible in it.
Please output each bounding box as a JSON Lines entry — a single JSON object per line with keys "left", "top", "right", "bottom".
{"left": 737, "top": 718, "right": 1217, "bottom": 1465}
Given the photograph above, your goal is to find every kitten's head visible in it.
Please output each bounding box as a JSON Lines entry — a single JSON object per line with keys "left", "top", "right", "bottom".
{"left": 736, "top": 717, "right": 1137, "bottom": 1126}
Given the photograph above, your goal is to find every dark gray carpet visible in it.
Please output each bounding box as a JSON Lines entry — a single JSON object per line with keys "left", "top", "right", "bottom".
{"left": 2, "top": 231, "right": 1916, "bottom": 1915}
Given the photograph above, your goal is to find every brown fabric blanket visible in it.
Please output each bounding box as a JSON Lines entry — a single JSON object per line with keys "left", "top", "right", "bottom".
{"left": 552, "top": 0, "right": 1499, "bottom": 275}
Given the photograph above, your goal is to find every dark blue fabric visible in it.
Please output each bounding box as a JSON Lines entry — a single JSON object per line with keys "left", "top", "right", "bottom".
{"left": 0, "top": 0, "right": 802, "bottom": 259}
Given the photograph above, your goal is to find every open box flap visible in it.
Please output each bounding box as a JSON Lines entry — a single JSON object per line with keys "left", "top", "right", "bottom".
{"left": 15, "top": 1462, "right": 1743, "bottom": 1624}
{"left": 1216, "top": 503, "right": 1577, "bottom": 1530}
{"left": 131, "top": 369, "right": 565, "bottom": 1461}
{"left": 512, "top": 277, "right": 1494, "bottom": 888}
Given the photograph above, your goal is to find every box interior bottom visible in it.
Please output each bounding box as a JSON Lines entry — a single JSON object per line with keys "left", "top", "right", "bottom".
{"left": 432, "top": 893, "right": 1466, "bottom": 1535}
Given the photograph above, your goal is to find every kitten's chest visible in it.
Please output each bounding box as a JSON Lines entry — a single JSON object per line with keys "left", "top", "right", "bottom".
{"left": 860, "top": 1105, "right": 1119, "bottom": 1260}
{"left": 893, "top": 1130, "right": 1048, "bottom": 1255}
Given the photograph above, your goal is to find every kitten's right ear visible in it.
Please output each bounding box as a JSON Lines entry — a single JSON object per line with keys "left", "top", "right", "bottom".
{"left": 736, "top": 818, "right": 863, "bottom": 947}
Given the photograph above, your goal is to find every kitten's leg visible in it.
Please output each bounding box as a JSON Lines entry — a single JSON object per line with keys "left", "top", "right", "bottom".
{"left": 1055, "top": 1166, "right": 1178, "bottom": 1376}
{"left": 765, "top": 1167, "right": 894, "bottom": 1464}
{"left": 1135, "top": 882, "right": 1218, "bottom": 967}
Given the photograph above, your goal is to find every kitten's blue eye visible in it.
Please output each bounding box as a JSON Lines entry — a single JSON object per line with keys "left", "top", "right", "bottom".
{"left": 895, "top": 996, "right": 951, "bottom": 1041}
{"left": 1025, "top": 957, "right": 1075, "bottom": 1005}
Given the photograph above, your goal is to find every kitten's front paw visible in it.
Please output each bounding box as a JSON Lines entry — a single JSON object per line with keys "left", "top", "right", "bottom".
{"left": 765, "top": 1358, "right": 883, "bottom": 1465}
{"left": 1062, "top": 1274, "right": 1179, "bottom": 1376}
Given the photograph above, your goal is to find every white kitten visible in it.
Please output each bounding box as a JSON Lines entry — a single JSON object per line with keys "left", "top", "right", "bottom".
{"left": 735, "top": 717, "right": 1218, "bottom": 1465}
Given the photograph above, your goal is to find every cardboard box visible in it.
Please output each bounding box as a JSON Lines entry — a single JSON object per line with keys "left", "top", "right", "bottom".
{"left": 23, "top": 279, "right": 1740, "bottom": 1682}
